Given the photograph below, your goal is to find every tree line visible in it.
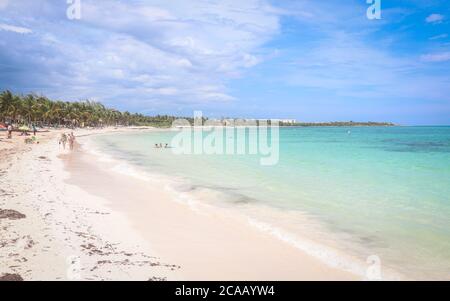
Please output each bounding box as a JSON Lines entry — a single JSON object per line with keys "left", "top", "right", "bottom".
{"left": 0, "top": 90, "right": 191, "bottom": 128}
{"left": 279, "top": 121, "right": 395, "bottom": 127}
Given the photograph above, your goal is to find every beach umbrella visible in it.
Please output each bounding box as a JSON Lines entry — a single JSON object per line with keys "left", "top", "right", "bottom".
{"left": 19, "top": 125, "right": 30, "bottom": 131}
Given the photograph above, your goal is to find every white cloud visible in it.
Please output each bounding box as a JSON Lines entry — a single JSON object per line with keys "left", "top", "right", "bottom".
{"left": 144, "top": 87, "right": 179, "bottom": 96}
{"left": 429, "top": 34, "right": 448, "bottom": 40}
{"left": 198, "top": 92, "right": 236, "bottom": 102}
{"left": 0, "top": 23, "right": 32, "bottom": 34}
{"left": 421, "top": 52, "right": 450, "bottom": 62}
{"left": 4, "top": 0, "right": 280, "bottom": 106}
{"left": 0, "top": 0, "right": 8, "bottom": 10}
{"left": 425, "top": 14, "right": 444, "bottom": 24}
{"left": 282, "top": 23, "right": 450, "bottom": 103}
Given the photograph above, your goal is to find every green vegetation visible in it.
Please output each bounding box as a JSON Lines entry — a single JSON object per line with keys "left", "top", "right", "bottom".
{"left": 0, "top": 90, "right": 191, "bottom": 128}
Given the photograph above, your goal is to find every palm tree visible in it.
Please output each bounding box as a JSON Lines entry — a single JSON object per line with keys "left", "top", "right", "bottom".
{"left": 21, "top": 94, "right": 37, "bottom": 124}
{"left": 0, "top": 90, "right": 193, "bottom": 128}
{"left": 0, "top": 90, "right": 18, "bottom": 122}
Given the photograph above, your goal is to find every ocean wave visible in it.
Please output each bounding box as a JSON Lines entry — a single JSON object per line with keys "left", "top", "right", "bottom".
{"left": 247, "top": 218, "right": 370, "bottom": 278}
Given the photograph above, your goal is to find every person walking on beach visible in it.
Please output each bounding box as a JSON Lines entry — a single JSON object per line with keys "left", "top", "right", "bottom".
{"left": 68, "top": 132, "right": 76, "bottom": 150}
{"left": 59, "top": 133, "right": 68, "bottom": 150}
{"left": 32, "top": 124, "right": 37, "bottom": 136}
{"left": 7, "top": 124, "right": 12, "bottom": 139}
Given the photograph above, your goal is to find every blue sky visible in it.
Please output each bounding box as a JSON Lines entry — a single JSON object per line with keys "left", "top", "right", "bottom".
{"left": 0, "top": 0, "right": 449, "bottom": 125}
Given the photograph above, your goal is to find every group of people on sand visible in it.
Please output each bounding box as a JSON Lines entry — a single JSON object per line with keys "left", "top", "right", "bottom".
{"left": 59, "top": 132, "right": 76, "bottom": 150}
{"left": 2, "top": 123, "right": 39, "bottom": 143}
{"left": 24, "top": 135, "right": 39, "bottom": 145}
{"left": 154, "top": 143, "right": 170, "bottom": 149}
{"left": 19, "top": 124, "right": 37, "bottom": 136}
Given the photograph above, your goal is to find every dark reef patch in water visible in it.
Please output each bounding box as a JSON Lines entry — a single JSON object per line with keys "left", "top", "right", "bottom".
{"left": 202, "top": 185, "right": 240, "bottom": 192}
{"left": 356, "top": 234, "right": 389, "bottom": 248}
{"left": 202, "top": 185, "right": 258, "bottom": 205}
{"left": 175, "top": 183, "right": 258, "bottom": 205}
{"left": 377, "top": 139, "right": 450, "bottom": 153}
{"left": 228, "top": 194, "right": 257, "bottom": 205}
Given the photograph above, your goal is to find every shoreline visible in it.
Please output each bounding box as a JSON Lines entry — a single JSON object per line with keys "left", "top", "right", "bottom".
{"left": 1, "top": 127, "right": 358, "bottom": 280}
{"left": 70, "top": 131, "right": 361, "bottom": 280}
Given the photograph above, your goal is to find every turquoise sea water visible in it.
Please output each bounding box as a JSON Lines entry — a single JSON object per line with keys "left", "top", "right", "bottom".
{"left": 90, "top": 126, "right": 450, "bottom": 280}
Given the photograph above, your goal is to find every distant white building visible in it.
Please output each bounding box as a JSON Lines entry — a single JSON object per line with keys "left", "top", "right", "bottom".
{"left": 274, "top": 119, "right": 297, "bottom": 124}
{"left": 206, "top": 118, "right": 297, "bottom": 126}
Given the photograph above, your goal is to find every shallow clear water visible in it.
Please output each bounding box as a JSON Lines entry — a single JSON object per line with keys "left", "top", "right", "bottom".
{"left": 90, "top": 126, "right": 450, "bottom": 280}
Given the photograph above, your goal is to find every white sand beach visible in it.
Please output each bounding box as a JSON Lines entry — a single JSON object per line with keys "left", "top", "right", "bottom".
{"left": 0, "top": 128, "right": 359, "bottom": 281}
